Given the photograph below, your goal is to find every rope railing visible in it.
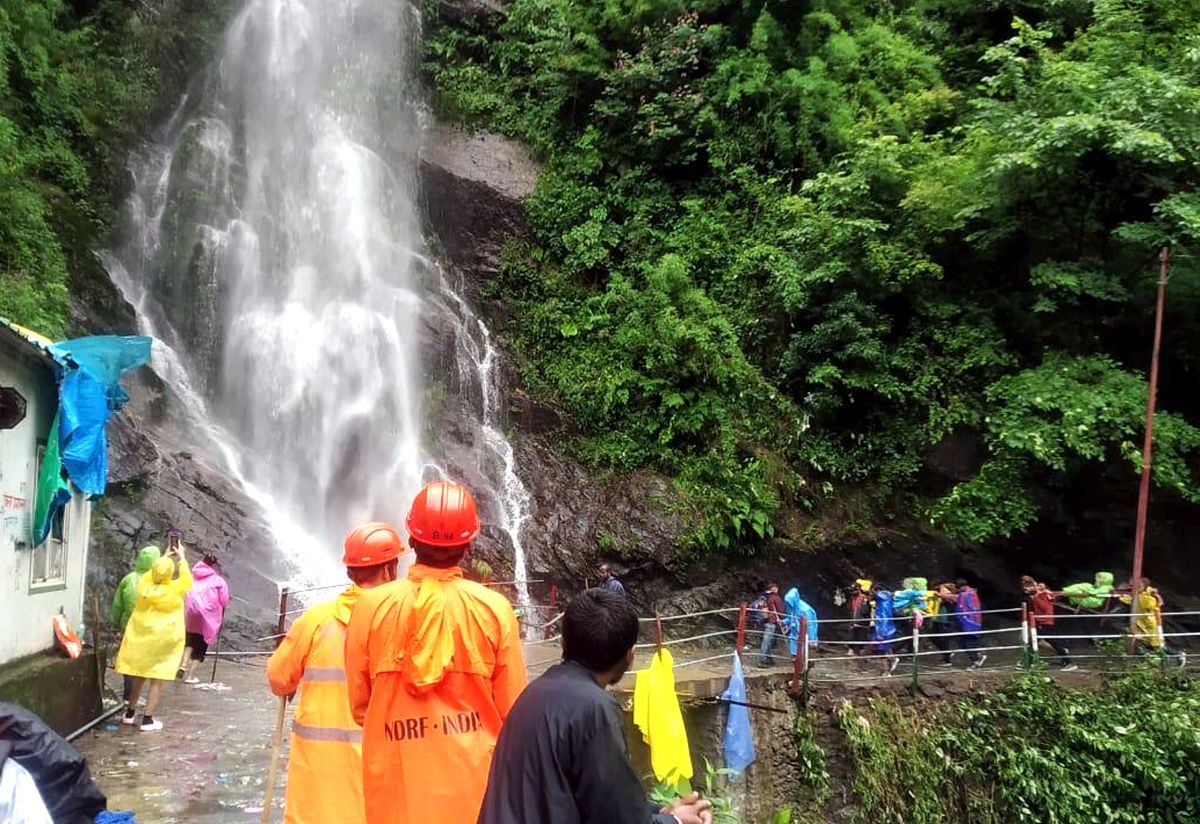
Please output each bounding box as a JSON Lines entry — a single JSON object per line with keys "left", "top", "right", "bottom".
{"left": 218, "top": 579, "right": 1200, "bottom": 699}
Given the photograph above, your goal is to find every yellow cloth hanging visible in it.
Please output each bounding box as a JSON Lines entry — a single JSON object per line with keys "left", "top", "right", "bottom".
{"left": 633, "top": 648, "right": 694, "bottom": 785}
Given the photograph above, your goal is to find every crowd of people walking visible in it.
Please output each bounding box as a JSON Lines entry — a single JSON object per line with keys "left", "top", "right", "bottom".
{"left": 747, "top": 570, "right": 1183, "bottom": 677}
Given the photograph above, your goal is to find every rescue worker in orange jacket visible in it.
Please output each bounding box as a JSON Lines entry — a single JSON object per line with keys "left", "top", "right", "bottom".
{"left": 345, "top": 480, "right": 527, "bottom": 824}
{"left": 267, "top": 523, "right": 403, "bottom": 824}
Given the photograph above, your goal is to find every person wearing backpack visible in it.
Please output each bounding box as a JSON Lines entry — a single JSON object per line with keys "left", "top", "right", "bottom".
{"left": 756, "top": 583, "right": 787, "bottom": 668}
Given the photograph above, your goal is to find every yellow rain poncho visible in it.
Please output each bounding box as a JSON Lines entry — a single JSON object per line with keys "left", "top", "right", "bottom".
{"left": 1121, "top": 588, "right": 1164, "bottom": 649}
{"left": 632, "top": 648, "right": 693, "bottom": 785}
{"left": 115, "top": 556, "right": 192, "bottom": 680}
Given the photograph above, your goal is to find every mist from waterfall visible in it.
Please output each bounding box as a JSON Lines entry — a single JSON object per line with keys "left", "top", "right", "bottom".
{"left": 102, "top": 0, "right": 536, "bottom": 601}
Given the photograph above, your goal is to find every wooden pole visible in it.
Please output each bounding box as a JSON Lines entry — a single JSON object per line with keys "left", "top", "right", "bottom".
{"left": 260, "top": 588, "right": 290, "bottom": 823}
{"left": 1129, "top": 247, "right": 1170, "bottom": 652}
{"left": 260, "top": 698, "right": 288, "bottom": 824}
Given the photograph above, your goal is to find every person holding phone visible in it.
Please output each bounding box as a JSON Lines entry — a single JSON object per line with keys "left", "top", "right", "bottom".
{"left": 115, "top": 532, "right": 193, "bottom": 731}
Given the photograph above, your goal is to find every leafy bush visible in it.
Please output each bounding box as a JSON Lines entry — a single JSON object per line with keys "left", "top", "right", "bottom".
{"left": 836, "top": 669, "right": 1200, "bottom": 823}
{"left": 0, "top": 0, "right": 226, "bottom": 335}
{"left": 425, "top": 0, "right": 1200, "bottom": 552}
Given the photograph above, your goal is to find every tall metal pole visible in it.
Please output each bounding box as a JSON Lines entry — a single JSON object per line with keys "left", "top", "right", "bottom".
{"left": 1129, "top": 247, "right": 1170, "bottom": 650}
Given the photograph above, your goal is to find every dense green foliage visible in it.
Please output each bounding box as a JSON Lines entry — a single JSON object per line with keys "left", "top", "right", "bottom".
{"left": 424, "top": 0, "right": 1200, "bottom": 550}
{"left": 835, "top": 670, "right": 1200, "bottom": 823}
{"left": 0, "top": 0, "right": 227, "bottom": 336}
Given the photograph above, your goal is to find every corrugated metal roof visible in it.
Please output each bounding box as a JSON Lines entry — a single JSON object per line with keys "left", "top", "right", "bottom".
{"left": 0, "top": 317, "right": 59, "bottom": 369}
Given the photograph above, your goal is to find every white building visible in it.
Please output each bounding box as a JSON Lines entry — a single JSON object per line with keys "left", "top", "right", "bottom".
{"left": 0, "top": 320, "right": 93, "bottom": 665}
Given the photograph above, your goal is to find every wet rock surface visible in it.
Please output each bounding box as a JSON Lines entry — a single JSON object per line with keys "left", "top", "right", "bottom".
{"left": 419, "top": 121, "right": 539, "bottom": 287}
{"left": 91, "top": 368, "right": 287, "bottom": 646}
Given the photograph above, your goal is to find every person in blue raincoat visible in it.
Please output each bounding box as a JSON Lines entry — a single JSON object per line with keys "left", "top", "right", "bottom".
{"left": 871, "top": 584, "right": 900, "bottom": 675}
{"left": 783, "top": 588, "right": 818, "bottom": 658}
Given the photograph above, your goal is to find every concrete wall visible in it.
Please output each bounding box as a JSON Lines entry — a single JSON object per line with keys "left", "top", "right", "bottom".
{"left": 0, "top": 332, "right": 93, "bottom": 664}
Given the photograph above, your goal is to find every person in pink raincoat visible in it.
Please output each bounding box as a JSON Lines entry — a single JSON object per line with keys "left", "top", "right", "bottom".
{"left": 179, "top": 552, "right": 230, "bottom": 684}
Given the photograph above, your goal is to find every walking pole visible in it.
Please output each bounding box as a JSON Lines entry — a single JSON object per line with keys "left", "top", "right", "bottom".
{"left": 210, "top": 613, "right": 224, "bottom": 684}
{"left": 90, "top": 592, "right": 105, "bottom": 705}
{"left": 260, "top": 587, "right": 290, "bottom": 823}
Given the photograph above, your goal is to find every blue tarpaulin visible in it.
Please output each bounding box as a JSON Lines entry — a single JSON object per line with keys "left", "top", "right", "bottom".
{"left": 720, "top": 653, "right": 755, "bottom": 774}
{"left": 784, "top": 588, "right": 818, "bottom": 657}
{"left": 47, "top": 336, "right": 151, "bottom": 496}
{"left": 32, "top": 335, "right": 150, "bottom": 542}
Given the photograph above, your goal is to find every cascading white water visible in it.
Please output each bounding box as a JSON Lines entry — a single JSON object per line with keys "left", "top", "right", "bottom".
{"left": 436, "top": 280, "right": 533, "bottom": 614}
{"left": 102, "top": 0, "right": 536, "bottom": 607}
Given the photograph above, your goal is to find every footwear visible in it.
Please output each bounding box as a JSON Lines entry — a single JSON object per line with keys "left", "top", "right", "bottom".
{"left": 139, "top": 717, "right": 163, "bottom": 732}
{"left": 888, "top": 657, "right": 900, "bottom": 674}
{"left": 1061, "top": 663, "right": 1079, "bottom": 672}
{"left": 971, "top": 654, "right": 987, "bottom": 670}
{"left": 121, "top": 709, "right": 137, "bottom": 726}
{"left": 175, "top": 669, "right": 185, "bottom": 680}
{"left": 939, "top": 661, "right": 953, "bottom": 668}
{"left": 184, "top": 676, "right": 201, "bottom": 685}
{"left": 1179, "top": 651, "right": 1187, "bottom": 668}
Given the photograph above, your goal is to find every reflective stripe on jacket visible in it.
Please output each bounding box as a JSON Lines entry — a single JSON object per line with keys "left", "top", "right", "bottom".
{"left": 267, "top": 586, "right": 365, "bottom": 824}
{"left": 344, "top": 564, "right": 527, "bottom": 824}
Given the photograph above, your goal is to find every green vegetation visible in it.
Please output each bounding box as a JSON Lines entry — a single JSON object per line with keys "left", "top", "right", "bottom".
{"left": 0, "top": 0, "right": 230, "bottom": 336}
{"left": 834, "top": 669, "right": 1200, "bottom": 823}
{"left": 423, "top": 0, "right": 1200, "bottom": 551}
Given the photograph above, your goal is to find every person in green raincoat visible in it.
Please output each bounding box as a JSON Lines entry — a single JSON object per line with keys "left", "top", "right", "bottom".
{"left": 1061, "top": 571, "right": 1115, "bottom": 641}
{"left": 109, "top": 546, "right": 161, "bottom": 702}
{"left": 115, "top": 542, "right": 192, "bottom": 731}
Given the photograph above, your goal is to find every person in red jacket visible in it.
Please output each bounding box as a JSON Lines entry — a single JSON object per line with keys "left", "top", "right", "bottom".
{"left": 848, "top": 579, "right": 873, "bottom": 657}
{"left": 1022, "top": 576, "right": 1077, "bottom": 671}
{"left": 756, "top": 583, "right": 788, "bottom": 668}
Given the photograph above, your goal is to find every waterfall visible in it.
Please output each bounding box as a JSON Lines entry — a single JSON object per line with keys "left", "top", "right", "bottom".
{"left": 101, "top": 0, "right": 535, "bottom": 608}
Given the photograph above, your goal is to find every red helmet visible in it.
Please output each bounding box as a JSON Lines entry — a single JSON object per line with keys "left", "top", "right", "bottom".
{"left": 342, "top": 522, "right": 404, "bottom": 567}
{"left": 406, "top": 481, "right": 480, "bottom": 548}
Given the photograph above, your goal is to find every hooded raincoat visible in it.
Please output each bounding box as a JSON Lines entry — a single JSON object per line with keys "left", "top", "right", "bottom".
{"left": 783, "top": 588, "right": 818, "bottom": 655}
{"left": 1062, "top": 572, "right": 1114, "bottom": 609}
{"left": 268, "top": 586, "right": 365, "bottom": 824}
{"left": 184, "top": 561, "right": 230, "bottom": 645}
{"left": 108, "top": 547, "right": 160, "bottom": 630}
{"left": 1120, "top": 588, "right": 1164, "bottom": 648}
{"left": 114, "top": 556, "right": 192, "bottom": 681}
{"left": 344, "top": 564, "right": 526, "bottom": 824}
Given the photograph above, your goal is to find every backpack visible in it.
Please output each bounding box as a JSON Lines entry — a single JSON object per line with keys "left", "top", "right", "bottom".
{"left": 748, "top": 594, "right": 769, "bottom": 627}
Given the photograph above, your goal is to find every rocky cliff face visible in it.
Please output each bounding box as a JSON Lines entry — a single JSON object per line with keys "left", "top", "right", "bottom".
{"left": 419, "top": 121, "right": 691, "bottom": 603}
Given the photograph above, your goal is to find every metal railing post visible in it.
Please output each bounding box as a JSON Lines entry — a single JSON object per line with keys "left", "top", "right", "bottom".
{"left": 1028, "top": 612, "right": 1040, "bottom": 668}
{"left": 910, "top": 619, "right": 921, "bottom": 692}
{"left": 801, "top": 617, "right": 810, "bottom": 704}
{"left": 276, "top": 588, "right": 290, "bottom": 650}
{"left": 736, "top": 602, "right": 748, "bottom": 659}
{"left": 1020, "top": 603, "right": 1031, "bottom": 669}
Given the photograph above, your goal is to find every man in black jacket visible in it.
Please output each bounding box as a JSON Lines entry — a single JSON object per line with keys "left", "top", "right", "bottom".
{"left": 477, "top": 589, "right": 713, "bottom": 824}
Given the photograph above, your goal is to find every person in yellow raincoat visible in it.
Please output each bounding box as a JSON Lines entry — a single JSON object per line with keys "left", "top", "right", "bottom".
{"left": 344, "top": 481, "right": 527, "bottom": 824}
{"left": 115, "top": 540, "right": 192, "bottom": 731}
{"left": 1121, "top": 578, "right": 1185, "bottom": 665}
{"left": 267, "top": 523, "right": 403, "bottom": 824}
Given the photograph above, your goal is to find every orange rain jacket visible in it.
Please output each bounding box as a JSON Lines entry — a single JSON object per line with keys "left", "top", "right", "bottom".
{"left": 344, "top": 564, "right": 527, "bottom": 824}
{"left": 268, "top": 586, "right": 366, "bottom": 824}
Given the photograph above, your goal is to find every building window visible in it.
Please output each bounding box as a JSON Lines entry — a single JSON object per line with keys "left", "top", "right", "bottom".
{"left": 30, "top": 444, "right": 68, "bottom": 590}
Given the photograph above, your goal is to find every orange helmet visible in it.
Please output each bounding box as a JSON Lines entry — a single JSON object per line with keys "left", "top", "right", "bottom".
{"left": 342, "top": 522, "right": 404, "bottom": 567}
{"left": 406, "top": 480, "right": 480, "bottom": 548}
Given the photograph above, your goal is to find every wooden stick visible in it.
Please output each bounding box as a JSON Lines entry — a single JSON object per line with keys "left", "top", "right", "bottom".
{"left": 90, "top": 591, "right": 104, "bottom": 704}
{"left": 260, "top": 697, "right": 288, "bottom": 824}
